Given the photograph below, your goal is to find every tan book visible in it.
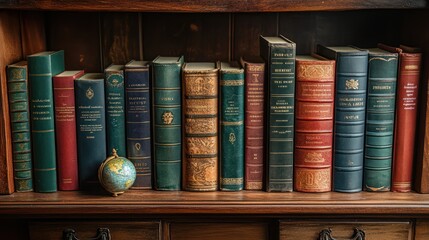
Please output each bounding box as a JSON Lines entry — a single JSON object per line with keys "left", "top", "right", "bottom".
{"left": 182, "top": 62, "right": 219, "bottom": 191}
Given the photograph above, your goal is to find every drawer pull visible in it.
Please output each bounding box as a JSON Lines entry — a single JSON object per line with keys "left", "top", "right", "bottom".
{"left": 318, "top": 228, "right": 365, "bottom": 240}
{"left": 63, "top": 228, "right": 111, "bottom": 240}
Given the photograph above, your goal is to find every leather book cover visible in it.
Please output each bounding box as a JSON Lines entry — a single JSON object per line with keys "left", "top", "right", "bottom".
{"left": 364, "top": 48, "right": 398, "bottom": 192}
{"left": 75, "top": 73, "right": 107, "bottom": 190}
{"left": 182, "top": 62, "right": 219, "bottom": 191}
{"left": 219, "top": 61, "right": 244, "bottom": 191}
{"left": 294, "top": 55, "right": 335, "bottom": 193}
{"left": 260, "top": 35, "right": 296, "bottom": 192}
{"left": 152, "top": 56, "right": 184, "bottom": 190}
{"left": 240, "top": 56, "right": 265, "bottom": 191}
{"left": 317, "top": 45, "right": 368, "bottom": 193}
{"left": 7, "top": 61, "right": 32, "bottom": 192}
{"left": 53, "top": 70, "right": 84, "bottom": 191}
{"left": 379, "top": 44, "right": 422, "bottom": 192}
{"left": 124, "top": 60, "right": 152, "bottom": 189}
{"left": 105, "top": 65, "right": 126, "bottom": 157}
{"left": 28, "top": 50, "right": 65, "bottom": 192}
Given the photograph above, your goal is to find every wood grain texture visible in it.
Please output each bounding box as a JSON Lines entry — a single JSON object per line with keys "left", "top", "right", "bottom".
{"left": 20, "top": 11, "right": 46, "bottom": 56}
{"left": 170, "top": 222, "right": 269, "bottom": 240}
{"left": 142, "top": 13, "right": 230, "bottom": 62}
{"left": 415, "top": 220, "right": 429, "bottom": 240}
{"left": 280, "top": 221, "right": 412, "bottom": 240}
{"left": 232, "top": 13, "right": 277, "bottom": 60}
{"left": 1, "top": 191, "right": 429, "bottom": 216}
{"left": 29, "top": 221, "right": 160, "bottom": 240}
{"left": 47, "top": 11, "right": 101, "bottom": 72}
{"left": 101, "top": 12, "right": 141, "bottom": 68}
{"left": 0, "top": 10, "right": 22, "bottom": 194}
{"left": 0, "top": 0, "right": 426, "bottom": 12}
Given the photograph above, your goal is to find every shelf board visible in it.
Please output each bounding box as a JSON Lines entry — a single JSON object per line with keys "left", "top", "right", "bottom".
{"left": 1, "top": 191, "right": 429, "bottom": 216}
{"left": 0, "top": 0, "right": 427, "bottom": 12}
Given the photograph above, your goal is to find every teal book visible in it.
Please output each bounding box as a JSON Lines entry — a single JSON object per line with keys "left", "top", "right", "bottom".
{"left": 28, "top": 51, "right": 65, "bottom": 192}
{"left": 364, "top": 48, "right": 398, "bottom": 192}
{"left": 317, "top": 45, "right": 368, "bottom": 192}
{"left": 7, "top": 61, "right": 33, "bottom": 192}
{"left": 124, "top": 61, "right": 152, "bottom": 189}
{"left": 75, "top": 73, "right": 107, "bottom": 189}
{"left": 104, "top": 65, "right": 126, "bottom": 157}
{"left": 260, "top": 36, "right": 296, "bottom": 192}
{"left": 152, "top": 56, "right": 184, "bottom": 190}
{"left": 219, "top": 62, "right": 245, "bottom": 191}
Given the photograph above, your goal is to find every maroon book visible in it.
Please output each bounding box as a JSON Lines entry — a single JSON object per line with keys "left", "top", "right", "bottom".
{"left": 294, "top": 55, "right": 335, "bottom": 192}
{"left": 240, "top": 57, "right": 265, "bottom": 190}
{"left": 53, "top": 70, "right": 84, "bottom": 190}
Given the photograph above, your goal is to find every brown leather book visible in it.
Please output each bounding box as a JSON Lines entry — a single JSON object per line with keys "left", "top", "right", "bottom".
{"left": 379, "top": 44, "right": 422, "bottom": 192}
{"left": 294, "top": 55, "right": 335, "bottom": 192}
{"left": 240, "top": 56, "right": 265, "bottom": 190}
{"left": 182, "top": 62, "right": 219, "bottom": 191}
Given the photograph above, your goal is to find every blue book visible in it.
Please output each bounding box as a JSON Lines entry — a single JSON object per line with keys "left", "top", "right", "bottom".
{"left": 124, "top": 60, "right": 152, "bottom": 189}
{"left": 317, "top": 45, "right": 369, "bottom": 192}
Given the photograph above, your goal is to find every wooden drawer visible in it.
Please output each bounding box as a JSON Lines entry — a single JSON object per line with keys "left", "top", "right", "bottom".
{"left": 29, "top": 221, "right": 160, "bottom": 240}
{"left": 169, "top": 222, "right": 269, "bottom": 240}
{"left": 280, "top": 221, "right": 412, "bottom": 240}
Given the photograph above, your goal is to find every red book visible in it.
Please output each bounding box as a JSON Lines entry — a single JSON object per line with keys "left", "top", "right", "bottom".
{"left": 380, "top": 44, "right": 422, "bottom": 192}
{"left": 240, "top": 57, "right": 265, "bottom": 190}
{"left": 53, "top": 70, "right": 84, "bottom": 190}
{"left": 294, "top": 55, "right": 335, "bottom": 192}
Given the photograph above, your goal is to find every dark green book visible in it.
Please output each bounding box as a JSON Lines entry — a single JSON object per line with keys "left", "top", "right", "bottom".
{"left": 28, "top": 51, "right": 65, "bottom": 192}
{"left": 260, "top": 36, "right": 296, "bottom": 192}
{"left": 7, "top": 61, "right": 33, "bottom": 192}
{"left": 219, "top": 62, "right": 245, "bottom": 191}
{"left": 152, "top": 56, "right": 184, "bottom": 190}
{"left": 75, "top": 73, "right": 107, "bottom": 189}
{"left": 104, "top": 65, "right": 126, "bottom": 157}
{"left": 364, "top": 48, "right": 398, "bottom": 192}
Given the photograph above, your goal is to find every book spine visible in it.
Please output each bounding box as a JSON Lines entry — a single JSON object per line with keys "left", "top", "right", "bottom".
{"left": 7, "top": 65, "right": 33, "bottom": 192}
{"left": 183, "top": 69, "right": 219, "bottom": 191}
{"left": 125, "top": 68, "right": 152, "bottom": 189}
{"left": 220, "top": 69, "right": 245, "bottom": 191}
{"left": 75, "top": 79, "right": 107, "bottom": 189}
{"left": 364, "top": 53, "right": 398, "bottom": 192}
{"left": 244, "top": 63, "right": 265, "bottom": 190}
{"left": 265, "top": 44, "right": 296, "bottom": 192}
{"left": 153, "top": 63, "right": 182, "bottom": 190}
{"left": 53, "top": 75, "right": 79, "bottom": 190}
{"left": 105, "top": 69, "right": 126, "bottom": 157}
{"left": 294, "top": 60, "right": 335, "bottom": 192}
{"left": 333, "top": 53, "right": 368, "bottom": 192}
{"left": 392, "top": 53, "right": 422, "bottom": 192}
{"left": 28, "top": 54, "right": 64, "bottom": 193}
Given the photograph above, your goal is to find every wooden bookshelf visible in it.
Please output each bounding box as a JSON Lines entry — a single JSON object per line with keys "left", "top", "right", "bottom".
{"left": 1, "top": 1, "right": 429, "bottom": 239}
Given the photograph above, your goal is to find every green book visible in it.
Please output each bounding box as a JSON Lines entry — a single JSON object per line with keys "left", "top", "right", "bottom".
{"left": 219, "top": 62, "right": 244, "bottom": 191}
{"left": 28, "top": 51, "right": 65, "bottom": 193}
{"left": 7, "top": 61, "right": 33, "bottom": 192}
{"left": 152, "top": 56, "right": 184, "bottom": 190}
{"left": 105, "top": 65, "right": 126, "bottom": 157}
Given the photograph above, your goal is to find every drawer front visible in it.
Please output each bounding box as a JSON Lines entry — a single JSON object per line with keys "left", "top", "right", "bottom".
{"left": 29, "top": 221, "right": 160, "bottom": 240}
{"left": 280, "top": 221, "right": 412, "bottom": 240}
{"left": 416, "top": 220, "right": 429, "bottom": 240}
{"left": 169, "top": 222, "right": 269, "bottom": 240}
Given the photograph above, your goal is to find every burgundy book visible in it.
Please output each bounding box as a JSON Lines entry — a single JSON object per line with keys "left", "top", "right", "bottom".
{"left": 294, "top": 55, "right": 335, "bottom": 192}
{"left": 379, "top": 44, "right": 422, "bottom": 192}
{"left": 53, "top": 70, "right": 84, "bottom": 190}
{"left": 240, "top": 57, "right": 265, "bottom": 190}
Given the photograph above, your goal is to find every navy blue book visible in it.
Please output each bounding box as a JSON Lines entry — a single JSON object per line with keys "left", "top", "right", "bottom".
{"left": 317, "top": 45, "right": 369, "bottom": 192}
{"left": 124, "top": 60, "right": 152, "bottom": 189}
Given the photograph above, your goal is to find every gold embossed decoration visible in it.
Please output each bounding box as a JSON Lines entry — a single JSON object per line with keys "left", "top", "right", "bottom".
{"left": 345, "top": 79, "right": 359, "bottom": 90}
{"left": 162, "top": 111, "right": 174, "bottom": 125}
{"left": 297, "top": 64, "right": 334, "bottom": 79}
{"left": 134, "top": 143, "right": 141, "bottom": 151}
{"left": 304, "top": 152, "right": 324, "bottom": 163}
{"left": 229, "top": 132, "right": 236, "bottom": 144}
{"left": 12, "top": 69, "right": 24, "bottom": 79}
{"left": 86, "top": 87, "right": 94, "bottom": 99}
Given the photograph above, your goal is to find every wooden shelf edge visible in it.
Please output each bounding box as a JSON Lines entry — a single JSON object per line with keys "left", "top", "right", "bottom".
{"left": 0, "top": 0, "right": 426, "bottom": 12}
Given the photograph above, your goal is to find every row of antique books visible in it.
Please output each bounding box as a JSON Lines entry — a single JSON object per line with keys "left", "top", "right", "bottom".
{"left": 5, "top": 35, "right": 423, "bottom": 194}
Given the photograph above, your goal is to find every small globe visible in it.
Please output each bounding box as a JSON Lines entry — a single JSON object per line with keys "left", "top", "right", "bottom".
{"left": 98, "top": 150, "right": 136, "bottom": 196}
